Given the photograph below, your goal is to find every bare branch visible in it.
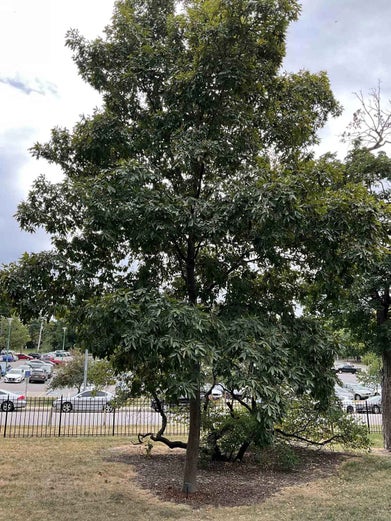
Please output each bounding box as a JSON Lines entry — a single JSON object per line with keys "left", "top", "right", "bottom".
{"left": 342, "top": 81, "right": 391, "bottom": 151}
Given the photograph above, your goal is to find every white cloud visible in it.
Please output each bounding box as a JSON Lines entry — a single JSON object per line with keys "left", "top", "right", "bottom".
{"left": 284, "top": 0, "right": 391, "bottom": 157}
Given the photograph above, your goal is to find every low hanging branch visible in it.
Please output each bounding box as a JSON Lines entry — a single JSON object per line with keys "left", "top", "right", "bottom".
{"left": 136, "top": 394, "right": 187, "bottom": 449}
{"left": 275, "top": 428, "right": 347, "bottom": 447}
{"left": 137, "top": 432, "right": 187, "bottom": 449}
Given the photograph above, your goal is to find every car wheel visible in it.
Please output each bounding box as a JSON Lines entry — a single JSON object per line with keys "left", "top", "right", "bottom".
{"left": 372, "top": 405, "right": 381, "bottom": 414}
{"left": 354, "top": 394, "right": 362, "bottom": 400}
{"left": 61, "top": 402, "right": 73, "bottom": 413}
{"left": 346, "top": 405, "right": 354, "bottom": 414}
{"left": 103, "top": 403, "right": 114, "bottom": 413}
{"left": 1, "top": 401, "right": 14, "bottom": 412}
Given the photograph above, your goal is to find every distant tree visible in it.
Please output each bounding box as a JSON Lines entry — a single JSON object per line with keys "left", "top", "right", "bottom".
{"left": 26, "top": 318, "right": 75, "bottom": 353}
{"left": 333, "top": 328, "right": 366, "bottom": 361}
{"left": 357, "top": 353, "right": 382, "bottom": 392}
{"left": 49, "top": 350, "right": 115, "bottom": 393}
{"left": 0, "top": 316, "right": 30, "bottom": 352}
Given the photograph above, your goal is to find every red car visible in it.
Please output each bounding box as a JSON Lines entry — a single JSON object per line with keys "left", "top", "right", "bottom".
{"left": 15, "top": 353, "right": 33, "bottom": 360}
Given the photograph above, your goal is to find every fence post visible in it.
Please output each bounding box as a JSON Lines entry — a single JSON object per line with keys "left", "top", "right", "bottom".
{"left": 112, "top": 407, "right": 116, "bottom": 436}
{"left": 3, "top": 395, "right": 9, "bottom": 438}
{"left": 58, "top": 396, "right": 63, "bottom": 437}
{"left": 365, "top": 400, "right": 371, "bottom": 433}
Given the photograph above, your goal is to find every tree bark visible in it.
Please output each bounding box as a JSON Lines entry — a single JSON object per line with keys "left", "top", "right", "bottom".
{"left": 181, "top": 162, "right": 203, "bottom": 493}
{"left": 382, "top": 350, "right": 391, "bottom": 449}
{"left": 182, "top": 382, "right": 201, "bottom": 493}
{"left": 378, "top": 286, "right": 390, "bottom": 449}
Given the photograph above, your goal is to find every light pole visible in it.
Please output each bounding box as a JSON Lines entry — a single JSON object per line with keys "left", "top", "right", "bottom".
{"left": 37, "top": 317, "right": 45, "bottom": 352}
{"left": 6, "top": 318, "right": 13, "bottom": 361}
{"left": 62, "top": 327, "right": 67, "bottom": 351}
{"left": 83, "top": 349, "right": 89, "bottom": 391}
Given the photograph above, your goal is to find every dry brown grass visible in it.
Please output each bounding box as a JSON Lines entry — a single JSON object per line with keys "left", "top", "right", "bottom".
{"left": 0, "top": 437, "right": 391, "bottom": 521}
{"left": 0, "top": 437, "right": 190, "bottom": 521}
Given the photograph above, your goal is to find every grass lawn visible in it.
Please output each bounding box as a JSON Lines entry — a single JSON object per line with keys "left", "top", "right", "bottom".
{"left": 0, "top": 436, "right": 390, "bottom": 521}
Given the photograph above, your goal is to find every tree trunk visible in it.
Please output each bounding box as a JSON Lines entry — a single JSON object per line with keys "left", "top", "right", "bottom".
{"left": 378, "top": 287, "right": 390, "bottom": 449}
{"left": 382, "top": 350, "right": 391, "bottom": 449}
{"left": 182, "top": 178, "right": 203, "bottom": 492}
{"left": 182, "top": 381, "right": 201, "bottom": 493}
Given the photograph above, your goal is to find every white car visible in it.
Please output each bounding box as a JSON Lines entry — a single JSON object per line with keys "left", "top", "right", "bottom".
{"left": 4, "top": 367, "right": 25, "bottom": 383}
{"left": 344, "top": 383, "right": 377, "bottom": 400}
{"left": 0, "top": 388, "right": 27, "bottom": 411}
{"left": 52, "top": 390, "right": 116, "bottom": 413}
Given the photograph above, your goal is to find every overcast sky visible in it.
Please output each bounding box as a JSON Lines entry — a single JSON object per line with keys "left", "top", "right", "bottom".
{"left": 1, "top": 0, "right": 390, "bottom": 265}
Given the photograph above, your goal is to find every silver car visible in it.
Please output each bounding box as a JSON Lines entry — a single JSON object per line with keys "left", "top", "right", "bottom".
{"left": 52, "top": 390, "right": 115, "bottom": 413}
{"left": 0, "top": 388, "right": 27, "bottom": 411}
{"left": 26, "top": 360, "right": 54, "bottom": 377}
{"left": 355, "top": 395, "right": 382, "bottom": 414}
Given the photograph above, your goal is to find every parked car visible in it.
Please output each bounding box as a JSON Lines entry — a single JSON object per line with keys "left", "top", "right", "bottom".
{"left": 44, "top": 356, "right": 66, "bottom": 366}
{"left": 202, "top": 384, "right": 224, "bottom": 400}
{"left": 151, "top": 396, "right": 192, "bottom": 412}
{"left": 151, "top": 386, "right": 223, "bottom": 412}
{"left": 355, "top": 395, "right": 382, "bottom": 414}
{"left": 29, "top": 353, "right": 42, "bottom": 359}
{"left": 54, "top": 350, "right": 71, "bottom": 357}
{"left": 17, "top": 364, "right": 34, "bottom": 374}
{"left": 15, "top": 353, "right": 33, "bottom": 360}
{"left": 52, "top": 390, "right": 115, "bottom": 413}
{"left": 4, "top": 367, "right": 26, "bottom": 383}
{"left": 334, "top": 363, "right": 360, "bottom": 374}
{"left": 26, "top": 360, "right": 54, "bottom": 377}
{"left": 344, "top": 383, "right": 377, "bottom": 401}
{"left": 51, "top": 352, "right": 73, "bottom": 365}
{"left": 335, "top": 386, "right": 355, "bottom": 413}
{"left": 28, "top": 369, "right": 48, "bottom": 383}
{"left": 41, "top": 353, "right": 55, "bottom": 361}
{"left": 0, "top": 389, "right": 27, "bottom": 411}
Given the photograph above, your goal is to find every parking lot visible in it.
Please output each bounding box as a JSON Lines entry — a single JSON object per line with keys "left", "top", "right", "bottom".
{"left": 2, "top": 357, "right": 364, "bottom": 392}
{"left": 1, "top": 357, "right": 73, "bottom": 397}
{"left": 0, "top": 357, "right": 383, "bottom": 438}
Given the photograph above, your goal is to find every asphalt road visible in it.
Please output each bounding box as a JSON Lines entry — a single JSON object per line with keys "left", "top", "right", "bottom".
{"left": 1, "top": 359, "right": 365, "bottom": 397}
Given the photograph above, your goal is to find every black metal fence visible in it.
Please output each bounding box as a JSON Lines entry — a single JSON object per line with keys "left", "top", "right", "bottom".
{"left": 0, "top": 396, "right": 190, "bottom": 438}
{"left": 0, "top": 396, "right": 383, "bottom": 438}
{"left": 341, "top": 399, "right": 383, "bottom": 435}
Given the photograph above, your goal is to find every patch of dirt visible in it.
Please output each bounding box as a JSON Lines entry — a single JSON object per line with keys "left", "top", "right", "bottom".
{"left": 107, "top": 444, "right": 347, "bottom": 509}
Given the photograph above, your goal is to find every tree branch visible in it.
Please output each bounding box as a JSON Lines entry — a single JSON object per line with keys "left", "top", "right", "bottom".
{"left": 275, "top": 428, "right": 345, "bottom": 446}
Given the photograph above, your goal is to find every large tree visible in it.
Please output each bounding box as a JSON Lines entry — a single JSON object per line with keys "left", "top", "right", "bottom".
{"left": 0, "top": 0, "right": 386, "bottom": 491}
{"left": 328, "top": 84, "right": 391, "bottom": 448}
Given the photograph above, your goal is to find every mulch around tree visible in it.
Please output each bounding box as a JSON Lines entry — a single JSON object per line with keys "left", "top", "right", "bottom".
{"left": 107, "top": 444, "right": 349, "bottom": 509}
